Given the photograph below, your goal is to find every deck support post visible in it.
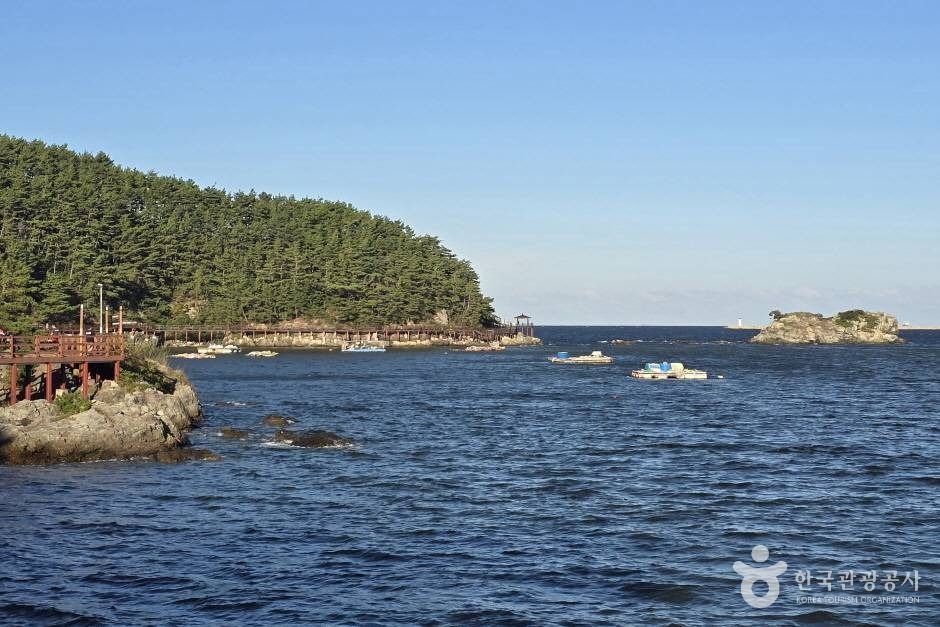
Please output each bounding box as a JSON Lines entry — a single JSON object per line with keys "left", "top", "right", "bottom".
{"left": 114, "top": 360, "right": 121, "bottom": 381}
{"left": 24, "top": 371, "right": 31, "bottom": 401}
{"left": 45, "top": 363, "right": 53, "bottom": 402}
{"left": 9, "top": 363, "right": 17, "bottom": 406}
{"left": 81, "top": 362, "right": 89, "bottom": 399}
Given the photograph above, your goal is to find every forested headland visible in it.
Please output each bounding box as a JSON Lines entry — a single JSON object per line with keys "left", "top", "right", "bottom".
{"left": 0, "top": 136, "right": 497, "bottom": 333}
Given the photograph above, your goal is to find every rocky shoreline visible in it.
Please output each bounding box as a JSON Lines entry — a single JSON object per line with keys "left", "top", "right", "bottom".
{"left": 0, "top": 363, "right": 212, "bottom": 465}
{"left": 165, "top": 330, "right": 542, "bottom": 349}
{"left": 750, "top": 310, "right": 902, "bottom": 345}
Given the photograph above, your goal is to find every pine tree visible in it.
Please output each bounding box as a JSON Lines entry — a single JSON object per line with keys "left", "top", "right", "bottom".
{"left": 0, "top": 234, "right": 37, "bottom": 332}
{"left": 35, "top": 271, "right": 77, "bottom": 324}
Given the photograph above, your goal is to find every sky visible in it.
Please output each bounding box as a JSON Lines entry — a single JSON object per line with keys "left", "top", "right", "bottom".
{"left": 2, "top": 1, "right": 938, "bottom": 324}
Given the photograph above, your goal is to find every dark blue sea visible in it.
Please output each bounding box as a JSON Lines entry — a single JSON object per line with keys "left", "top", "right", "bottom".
{"left": 2, "top": 326, "right": 938, "bottom": 626}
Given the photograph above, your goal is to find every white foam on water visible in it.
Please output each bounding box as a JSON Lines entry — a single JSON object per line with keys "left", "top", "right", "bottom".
{"left": 259, "top": 440, "right": 358, "bottom": 451}
{"left": 260, "top": 440, "right": 296, "bottom": 449}
{"left": 322, "top": 442, "right": 358, "bottom": 450}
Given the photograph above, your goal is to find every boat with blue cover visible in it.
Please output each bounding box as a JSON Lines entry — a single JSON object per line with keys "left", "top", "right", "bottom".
{"left": 549, "top": 350, "right": 614, "bottom": 364}
{"left": 630, "top": 362, "right": 707, "bottom": 379}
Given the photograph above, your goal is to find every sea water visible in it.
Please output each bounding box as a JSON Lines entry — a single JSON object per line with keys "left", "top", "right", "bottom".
{"left": 1, "top": 327, "right": 938, "bottom": 625}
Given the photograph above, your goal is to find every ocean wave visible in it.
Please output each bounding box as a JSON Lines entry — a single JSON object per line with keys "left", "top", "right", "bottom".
{"left": 0, "top": 602, "right": 104, "bottom": 626}
{"left": 619, "top": 580, "right": 701, "bottom": 604}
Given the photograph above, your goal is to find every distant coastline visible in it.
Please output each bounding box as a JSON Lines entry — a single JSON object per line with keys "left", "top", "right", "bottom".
{"left": 727, "top": 324, "right": 940, "bottom": 331}
{"left": 528, "top": 324, "right": 940, "bottom": 329}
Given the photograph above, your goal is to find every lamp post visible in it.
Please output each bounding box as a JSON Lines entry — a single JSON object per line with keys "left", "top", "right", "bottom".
{"left": 98, "top": 283, "right": 104, "bottom": 334}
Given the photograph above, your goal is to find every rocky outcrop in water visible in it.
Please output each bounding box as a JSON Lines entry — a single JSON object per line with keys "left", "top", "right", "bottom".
{"left": 152, "top": 448, "right": 220, "bottom": 463}
{"left": 0, "top": 367, "right": 208, "bottom": 465}
{"left": 750, "top": 310, "right": 901, "bottom": 344}
{"left": 219, "top": 427, "right": 249, "bottom": 439}
{"left": 497, "top": 333, "right": 542, "bottom": 347}
{"left": 261, "top": 414, "right": 293, "bottom": 427}
{"left": 274, "top": 429, "right": 353, "bottom": 448}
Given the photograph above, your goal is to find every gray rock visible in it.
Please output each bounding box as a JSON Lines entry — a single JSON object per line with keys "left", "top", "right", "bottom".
{"left": 0, "top": 370, "right": 208, "bottom": 465}
{"left": 261, "top": 414, "right": 293, "bottom": 427}
{"left": 273, "top": 429, "right": 353, "bottom": 448}
{"left": 219, "top": 427, "right": 249, "bottom": 440}
{"left": 151, "top": 448, "right": 221, "bottom": 463}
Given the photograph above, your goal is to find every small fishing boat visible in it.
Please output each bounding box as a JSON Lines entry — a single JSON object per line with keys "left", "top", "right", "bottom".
{"left": 172, "top": 352, "right": 216, "bottom": 359}
{"left": 630, "top": 362, "right": 707, "bottom": 380}
{"left": 246, "top": 350, "right": 278, "bottom": 357}
{"left": 464, "top": 341, "right": 505, "bottom": 352}
{"left": 197, "top": 343, "right": 241, "bottom": 355}
{"left": 550, "top": 350, "right": 614, "bottom": 364}
{"left": 342, "top": 342, "right": 386, "bottom": 353}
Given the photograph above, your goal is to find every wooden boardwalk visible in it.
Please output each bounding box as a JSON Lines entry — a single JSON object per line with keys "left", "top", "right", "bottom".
{"left": 0, "top": 334, "right": 124, "bottom": 405}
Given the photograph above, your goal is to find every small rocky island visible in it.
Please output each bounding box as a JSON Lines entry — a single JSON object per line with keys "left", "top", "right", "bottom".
{"left": 0, "top": 355, "right": 213, "bottom": 465}
{"left": 750, "top": 310, "right": 902, "bottom": 345}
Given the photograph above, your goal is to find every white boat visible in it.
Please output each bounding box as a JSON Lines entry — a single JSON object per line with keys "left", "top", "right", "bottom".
{"left": 550, "top": 350, "right": 614, "bottom": 364}
{"left": 246, "top": 350, "right": 278, "bottom": 357}
{"left": 630, "top": 362, "right": 707, "bottom": 380}
{"left": 172, "top": 352, "right": 216, "bottom": 359}
{"left": 465, "top": 341, "right": 505, "bottom": 352}
{"left": 197, "top": 343, "right": 241, "bottom": 355}
{"left": 341, "top": 342, "right": 386, "bottom": 353}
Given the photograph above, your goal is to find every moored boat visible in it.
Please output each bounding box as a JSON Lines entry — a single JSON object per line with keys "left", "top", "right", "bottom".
{"left": 342, "top": 342, "right": 386, "bottom": 353}
{"left": 197, "top": 343, "right": 241, "bottom": 355}
{"left": 246, "top": 350, "right": 278, "bottom": 357}
{"left": 630, "top": 362, "right": 707, "bottom": 380}
{"left": 549, "top": 350, "right": 614, "bottom": 364}
{"left": 464, "top": 341, "right": 505, "bottom": 352}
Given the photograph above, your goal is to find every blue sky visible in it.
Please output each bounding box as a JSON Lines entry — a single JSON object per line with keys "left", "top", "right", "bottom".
{"left": 2, "top": 1, "right": 938, "bottom": 324}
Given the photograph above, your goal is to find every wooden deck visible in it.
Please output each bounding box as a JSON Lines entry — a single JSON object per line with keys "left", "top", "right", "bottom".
{"left": 0, "top": 334, "right": 124, "bottom": 405}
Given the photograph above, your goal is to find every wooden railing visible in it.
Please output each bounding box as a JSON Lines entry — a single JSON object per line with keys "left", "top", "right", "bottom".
{"left": 0, "top": 333, "right": 125, "bottom": 364}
